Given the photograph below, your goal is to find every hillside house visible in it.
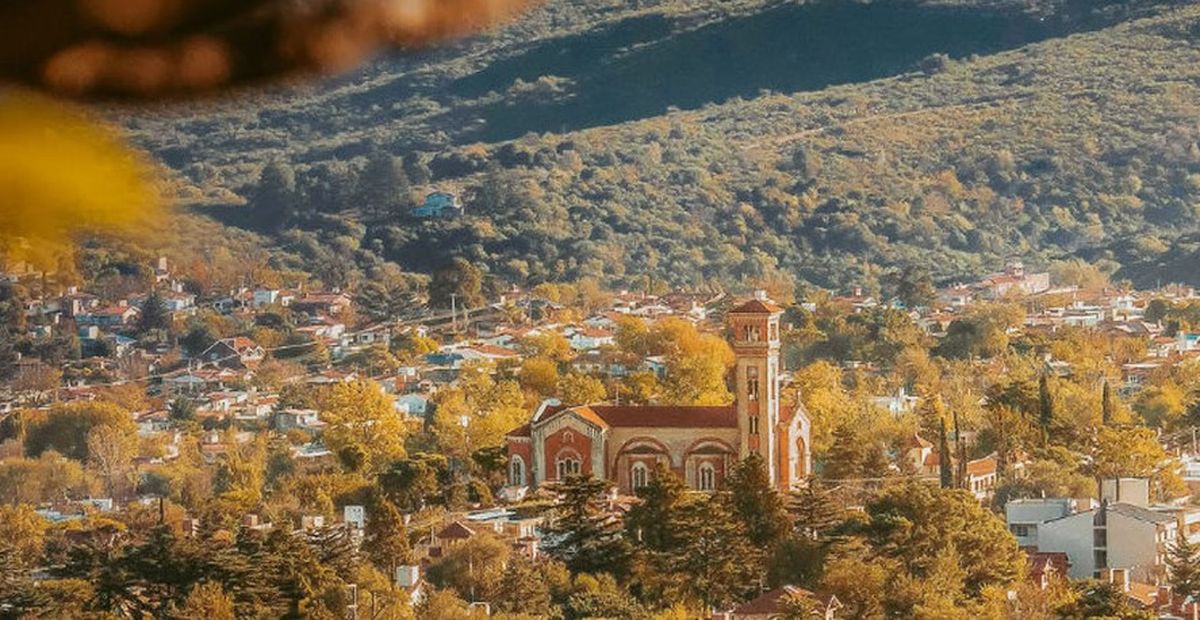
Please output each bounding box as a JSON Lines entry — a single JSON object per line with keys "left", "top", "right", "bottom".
{"left": 414, "top": 191, "right": 463, "bottom": 218}
{"left": 199, "top": 337, "right": 266, "bottom": 369}
{"left": 977, "top": 261, "right": 1051, "bottom": 299}
{"left": 1006, "top": 479, "right": 1193, "bottom": 582}
{"left": 78, "top": 303, "right": 140, "bottom": 327}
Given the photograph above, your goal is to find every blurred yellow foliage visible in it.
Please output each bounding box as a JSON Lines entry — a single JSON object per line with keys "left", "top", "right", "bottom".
{"left": 0, "top": 93, "right": 162, "bottom": 268}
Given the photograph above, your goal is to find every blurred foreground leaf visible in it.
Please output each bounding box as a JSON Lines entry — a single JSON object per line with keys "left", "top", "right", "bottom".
{"left": 0, "top": 93, "right": 163, "bottom": 268}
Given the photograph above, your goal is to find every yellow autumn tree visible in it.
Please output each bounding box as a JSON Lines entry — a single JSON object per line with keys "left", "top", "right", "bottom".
{"left": 518, "top": 357, "right": 560, "bottom": 398}
{"left": 792, "top": 361, "right": 857, "bottom": 455}
{"left": 432, "top": 361, "right": 526, "bottom": 459}
{"left": 317, "top": 379, "right": 407, "bottom": 471}
{"left": 1092, "top": 426, "right": 1187, "bottom": 500}
{"left": 651, "top": 318, "right": 734, "bottom": 405}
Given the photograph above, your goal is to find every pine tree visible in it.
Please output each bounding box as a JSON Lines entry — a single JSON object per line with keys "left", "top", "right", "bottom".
{"left": 725, "top": 454, "right": 790, "bottom": 549}
{"left": 787, "top": 479, "right": 844, "bottom": 540}
{"left": 1168, "top": 535, "right": 1200, "bottom": 599}
{"left": 625, "top": 463, "right": 689, "bottom": 552}
{"left": 356, "top": 151, "right": 412, "bottom": 222}
{"left": 938, "top": 417, "right": 953, "bottom": 489}
{"left": 138, "top": 291, "right": 170, "bottom": 333}
{"left": 545, "top": 475, "right": 632, "bottom": 578}
{"left": 1038, "top": 373, "right": 1054, "bottom": 438}
{"left": 667, "top": 495, "right": 759, "bottom": 609}
{"left": 1102, "top": 379, "right": 1115, "bottom": 426}
{"left": 176, "top": 582, "right": 236, "bottom": 620}
{"left": 490, "top": 555, "right": 553, "bottom": 615}
{"left": 305, "top": 525, "right": 357, "bottom": 576}
{"left": 823, "top": 423, "right": 865, "bottom": 481}
{"left": 363, "top": 496, "right": 412, "bottom": 576}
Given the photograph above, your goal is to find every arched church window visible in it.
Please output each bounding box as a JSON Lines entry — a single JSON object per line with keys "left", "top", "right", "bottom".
{"left": 698, "top": 463, "right": 715, "bottom": 491}
{"left": 557, "top": 457, "right": 581, "bottom": 480}
{"left": 563, "top": 430, "right": 575, "bottom": 444}
{"left": 631, "top": 462, "right": 648, "bottom": 489}
{"left": 747, "top": 366, "right": 759, "bottom": 400}
{"left": 509, "top": 455, "right": 526, "bottom": 486}
{"left": 795, "top": 437, "right": 807, "bottom": 480}
{"left": 749, "top": 414, "right": 759, "bottom": 435}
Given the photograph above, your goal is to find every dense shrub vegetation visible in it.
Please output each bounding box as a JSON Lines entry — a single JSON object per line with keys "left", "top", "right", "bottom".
{"left": 118, "top": 0, "right": 1200, "bottom": 293}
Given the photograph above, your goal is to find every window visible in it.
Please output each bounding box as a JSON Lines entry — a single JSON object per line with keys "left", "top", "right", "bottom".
{"left": 698, "top": 463, "right": 715, "bottom": 491}
{"left": 563, "top": 430, "right": 575, "bottom": 444}
{"left": 631, "top": 463, "right": 648, "bottom": 489}
{"left": 749, "top": 414, "right": 759, "bottom": 435}
{"left": 557, "top": 457, "right": 581, "bottom": 479}
{"left": 743, "top": 324, "right": 761, "bottom": 342}
{"left": 747, "top": 366, "right": 759, "bottom": 400}
{"left": 769, "top": 322, "right": 778, "bottom": 341}
{"left": 1011, "top": 524, "right": 1030, "bottom": 537}
{"left": 1094, "top": 528, "right": 1107, "bottom": 548}
{"left": 509, "top": 456, "right": 526, "bottom": 486}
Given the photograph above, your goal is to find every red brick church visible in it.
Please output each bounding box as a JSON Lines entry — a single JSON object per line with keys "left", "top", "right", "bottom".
{"left": 504, "top": 295, "right": 812, "bottom": 494}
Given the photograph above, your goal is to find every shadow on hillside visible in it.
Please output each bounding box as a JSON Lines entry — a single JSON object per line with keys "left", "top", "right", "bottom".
{"left": 447, "top": 0, "right": 1103, "bottom": 143}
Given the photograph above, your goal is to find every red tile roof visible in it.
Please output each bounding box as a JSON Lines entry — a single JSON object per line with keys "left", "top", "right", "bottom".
{"left": 905, "top": 433, "right": 933, "bottom": 449}
{"left": 437, "top": 521, "right": 475, "bottom": 540}
{"left": 729, "top": 298, "right": 783, "bottom": 314}
{"left": 732, "top": 585, "right": 836, "bottom": 615}
{"left": 542, "top": 404, "right": 738, "bottom": 429}
{"left": 1028, "top": 551, "right": 1069, "bottom": 579}
{"left": 966, "top": 455, "right": 998, "bottom": 476}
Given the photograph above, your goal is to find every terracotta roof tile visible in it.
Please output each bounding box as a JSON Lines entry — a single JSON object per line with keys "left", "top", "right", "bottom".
{"left": 437, "top": 521, "right": 475, "bottom": 540}
{"left": 542, "top": 404, "right": 738, "bottom": 429}
{"left": 732, "top": 585, "right": 835, "bottom": 614}
{"left": 729, "top": 298, "right": 783, "bottom": 314}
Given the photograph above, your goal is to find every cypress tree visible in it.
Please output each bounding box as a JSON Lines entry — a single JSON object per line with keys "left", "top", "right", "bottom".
{"left": 1101, "top": 379, "right": 1115, "bottom": 426}
{"left": 953, "top": 410, "right": 967, "bottom": 489}
{"left": 938, "top": 416, "right": 953, "bottom": 489}
{"left": 1038, "top": 373, "right": 1054, "bottom": 437}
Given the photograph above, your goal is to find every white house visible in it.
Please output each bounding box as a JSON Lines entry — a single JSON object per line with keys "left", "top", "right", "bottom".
{"left": 1010, "top": 480, "right": 1183, "bottom": 581}
{"left": 1006, "top": 498, "right": 1091, "bottom": 548}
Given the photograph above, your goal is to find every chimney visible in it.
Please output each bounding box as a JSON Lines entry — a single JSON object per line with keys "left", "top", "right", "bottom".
{"left": 1111, "top": 568, "right": 1129, "bottom": 593}
{"left": 1157, "top": 584, "right": 1172, "bottom": 608}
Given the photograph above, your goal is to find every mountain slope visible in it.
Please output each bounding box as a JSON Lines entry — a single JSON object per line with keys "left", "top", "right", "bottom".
{"left": 124, "top": 0, "right": 1200, "bottom": 291}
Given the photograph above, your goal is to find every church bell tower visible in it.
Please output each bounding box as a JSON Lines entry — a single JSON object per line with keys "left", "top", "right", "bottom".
{"left": 729, "top": 292, "right": 783, "bottom": 484}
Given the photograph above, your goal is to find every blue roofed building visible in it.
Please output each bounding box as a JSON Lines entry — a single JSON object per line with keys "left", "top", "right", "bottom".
{"left": 414, "top": 191, "right": 464, "bottom": 219}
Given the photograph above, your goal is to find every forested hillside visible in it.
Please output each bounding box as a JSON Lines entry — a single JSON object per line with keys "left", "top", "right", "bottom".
{"left": 120, "top": 0, "right": 1200, "bottom": 293}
